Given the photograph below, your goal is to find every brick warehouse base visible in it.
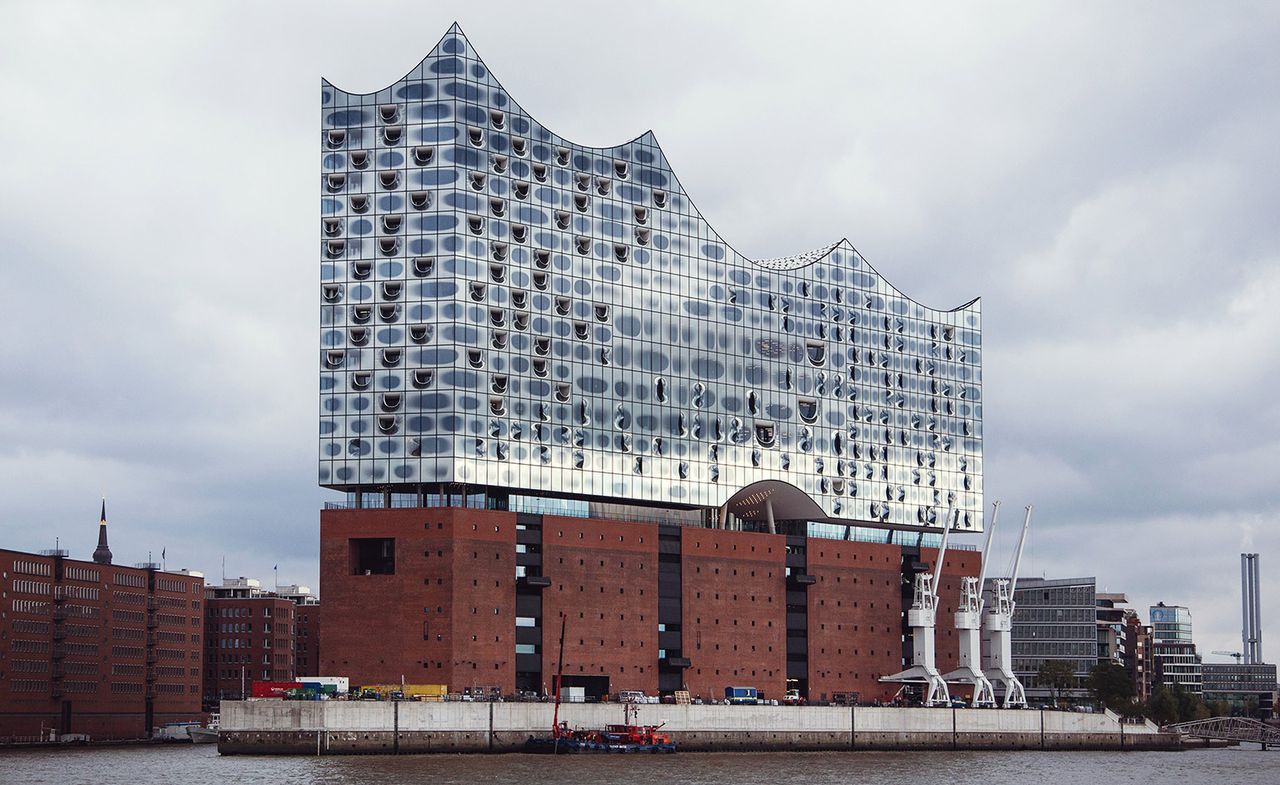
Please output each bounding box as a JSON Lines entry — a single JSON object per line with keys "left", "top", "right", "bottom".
{"left": 319, "top": 507, "right": 980, "bottom": 702}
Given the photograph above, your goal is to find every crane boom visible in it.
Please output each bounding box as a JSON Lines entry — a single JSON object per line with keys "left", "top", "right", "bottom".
{"left": 975, "top": 500, "right": 1000, "bottom": 592}
{"left": 931, "top": 503, "right": 955, "bottom": 588}
{"left": 1009, "top": 505, "right": 1033, "bottom": 586}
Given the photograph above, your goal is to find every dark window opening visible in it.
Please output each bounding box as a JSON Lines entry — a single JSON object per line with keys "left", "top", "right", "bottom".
{"left": 351, "top": 538, "right": 395, "bottom": 575}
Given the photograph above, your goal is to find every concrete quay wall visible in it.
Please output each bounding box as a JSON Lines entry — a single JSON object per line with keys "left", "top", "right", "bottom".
{"left": 218, "top": 701, "right": 1180, "bottom": 754}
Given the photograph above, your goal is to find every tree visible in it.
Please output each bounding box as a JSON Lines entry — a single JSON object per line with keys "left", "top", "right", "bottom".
{"left": 1087, "top": 662, "right": 1135, "bottom": 711}
{"left": 1171, "top": 683, "right": 1210, "bottom": 722}
{"left": 1037, "top": 660, "right": 1077, "bottom": 705}
{"left": 1146, "top": 684, "right": 1178, "bottom": 725}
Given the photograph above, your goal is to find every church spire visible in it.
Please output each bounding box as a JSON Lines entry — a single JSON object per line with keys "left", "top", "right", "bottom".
{"left": 93, "top": 498, "right": 113, "bottom": 565}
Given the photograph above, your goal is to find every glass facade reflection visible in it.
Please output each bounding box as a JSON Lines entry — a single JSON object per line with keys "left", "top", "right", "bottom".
{"left": 318, "top": 25, "right": 983, "bottom": 532}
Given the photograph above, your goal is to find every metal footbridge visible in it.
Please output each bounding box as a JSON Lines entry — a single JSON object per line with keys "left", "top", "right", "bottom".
{"left": 1165, "top": 717, "right": 1280, "bottom": 748}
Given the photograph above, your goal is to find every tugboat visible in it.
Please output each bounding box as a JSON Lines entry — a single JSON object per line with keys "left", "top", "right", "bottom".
{"left": 524, "top": 615, "right": 676, "bottom": 754}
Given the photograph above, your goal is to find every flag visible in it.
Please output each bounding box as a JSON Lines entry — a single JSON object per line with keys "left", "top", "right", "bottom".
{"left": 161, "top": 547, "right": 166, "bottom": 560}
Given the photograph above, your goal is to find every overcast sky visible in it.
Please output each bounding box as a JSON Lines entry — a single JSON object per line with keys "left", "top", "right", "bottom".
{"left": 2, "top": 1, "right": 1277, "bottom": 662}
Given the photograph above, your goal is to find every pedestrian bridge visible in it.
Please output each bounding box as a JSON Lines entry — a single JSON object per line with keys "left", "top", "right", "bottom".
{"left": 1165, "top": 717, "right": 1280, "bottom": 747}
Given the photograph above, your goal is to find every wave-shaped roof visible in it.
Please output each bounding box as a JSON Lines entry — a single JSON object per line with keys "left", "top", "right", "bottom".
{"left": 323, "top": 23, "right": 978, "bottom": 316}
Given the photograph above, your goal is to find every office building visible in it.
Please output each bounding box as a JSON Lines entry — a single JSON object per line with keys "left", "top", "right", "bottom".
{"left": 1007, "top": 577, "right": 1097, "bottom": 703}
{"left": 318, "top": 25, "right": 984, "bottom": 701}
{"left": 0, "top": 509, "right": 204, "bottom": 741}
{"left": 202, "top": 578, "right": 297, "bottom": 707}
{"left": 276, "top": 584, "right": 321, "bottom": 677}
{"left": 1123, "top": 613, "right": 1155, "bottom": 703}
{"left": 1150, "top": 603, "right": 1202, "bottom": 693}
{"left": 1201, "top": 662, "right": 1276, "bottom": 719}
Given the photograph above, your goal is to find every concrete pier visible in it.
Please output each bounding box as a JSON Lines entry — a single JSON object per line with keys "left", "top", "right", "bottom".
{"left": 218, "top": 701, "right": 1180, "bottom": 754}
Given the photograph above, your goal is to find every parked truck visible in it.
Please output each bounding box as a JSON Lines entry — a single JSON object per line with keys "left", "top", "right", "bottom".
{"left": 724, "top": 686, "right": 759, "bottom": 705}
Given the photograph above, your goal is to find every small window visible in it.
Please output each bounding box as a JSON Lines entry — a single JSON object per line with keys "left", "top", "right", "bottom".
{"left": 513, "top": 312, "right": 529, "bottom": 331}
{"left": 798, "top": 398, "right": 819, "bottom": 423}
{"left": 325, "top": 350, "right": 345, "bottom": 368}
{"left": 555, "top": 297, "right": 572, "bottom": 316}
{"left": 411, "top": 370, "right": 433, "bottom": 389}
{"left": 412, "top": 146, "right": 434, "bottom": 165}
{"left": 325, "top": 173, "right": 346, "bottom": 193}
{"left": 532, "top": 358, "right": 548, "bottom": 377}
{"left": 491, "top": 154, "right": 508, "bottom": 174}
{"left": 491, "top": 375, "right": 509, "bottom": 394}
{"left": 653, "top": 189, "right": 667, "bottom": 207}
{"left": 378, "top": 104, "right": 399, "bottom": 123}
{"left": 573, "top": 322, "right": 589, "bottom": 340}
{"left": 655, "top": 377, "right": 667, "bottom": 402}
{"left": 594, "top": 304, "right": 610, "bottom": 323}
{"left": 348, "top": 327, "right": 369, "bottom": 346}
{"left": 349, "top": 150, "right": 369, "bottom": 169}
{"left": 806, "top": 342, "right": 827, "bottom": 366}
{"left": 412, "top": 256, "right": 435, "bottom": 277}
{"left": 489, "top": 308, "right": 506, "bottom": 327}
{"left": 467, "top": 127, "right": 484, "bottom": 147}
{"left": 614, "top": 161, "right": 629, "bottom": 179}
{"left": 410, "top": 324, "right": 432, "bottom": 344}
{"left": 381, "top": 393, "right": 402, "bottom": 412}
{"left": 532, "top": 162, "right": 548, "bottom": 182}
{"left": 492, "top": 330, "right": 509, "bottom": 350}
{"left": 511, "top": 290, "right": 528, "bottom": 309}
{"left": 467, "top": 216, "right": 485, "bottom": 235}
{"left": 573, "top": 194, "right": 590, "bottom": 213}
{"left": 532, "top": 271, "right": 549, "bottom": 290}
{"left": 378, "top": 170, "right": 400, "bottom": 190}
{"left": 513, "top": 181, "right": 530, "bottom": 199}
{"left": 325, "top": 240, "right": 346, "bottom": 259}
{"left": 350, "top": 260, "right": 371, "bottom": 280}
{"left": 534, "top": 250, "right": 551, "bottom": 269}
{"left": 511, "top": 138, "right": 527, "bottom": 156}
{"left": 635, "top": 228, "right": 651, "bottom": 246}
{"left": 633, "top": 206, "right": 648, "bottom": 224}
{"left": 554, "top": 210, "right": 571, "bottom": 229}
{"left": 378, "top": 237, "right": 400, "bottom": 256}
{"left": 555, "top": 383, "right": 571, "bottom": 402}
{"left": 489, "top": 109, "right": 505, "bottom": 129}
{"left": 534, "top": 337, "right": 550, "bottom": 356}
{"left": 348, "top": 194, "right": 370, "bottom": 213}
{"left": 613, "top": 244, "right": 629, "bottom": 262}
{"left": 575, "top": 237, "right": 591, "bottom": 255}
{"left": 323, "top": 217, "right": 343, "bottom": 237}
{"left": 489, "top": 398, "right": 506, "bottom": 416}
{"left": 351, "top": 371, "right": 372, "bottom": 390}
{"left": 469, "top": 172, "right": 487, "bottom": 191}
{"left": 511, "top": 225, "right": 528, "bottom": 243}
{"left": 322, "top": 284, "right": 342, "bottom": 303}
{"left": 489, "top": 197, "right": 506, "bottom": 217}
{"left": 326, "top": 129, "right": 347, "bottom": 148}
{"left": 381, "top": 214, "right": 402, "bottom": 233}
{"left": 490, "top": 243, "right": 508, "bottom": 262}
{"left": 381, "top": 348, "right": 402, "bottom": 367}
{"left": 467, "top": 349, "right": 484, "bottom": 369}
{"left": 350, "top": 305, "right": 371, "bottom": 323}
{"left": 555, "top": 147, "right": 570, "bottom": 166}
{"left": 410, "top": 191, "right": 432, "bottom": 210}
{"left": 382, "top": 126, "right": 402, "bottom": 145}
{"left": 755, "top": 422, "right": 776, "bottom": 447}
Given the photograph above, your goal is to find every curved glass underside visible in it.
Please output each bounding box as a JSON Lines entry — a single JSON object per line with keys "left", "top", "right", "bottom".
{"left": 319, "top": 24, "right": 983, "bottom": 531}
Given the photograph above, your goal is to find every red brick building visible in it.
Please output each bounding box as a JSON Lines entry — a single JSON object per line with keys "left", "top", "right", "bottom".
{"left": 202, "top": 579, "right": 297, "bottom": 707}
{"left": 277, "top": 585, "right": 321, "bottom": 678}
{"left": 320, "top": 506, "right": 980, "bottom": 703}
{"left": 0, "top": 547, "right": 204, "bottom": 741}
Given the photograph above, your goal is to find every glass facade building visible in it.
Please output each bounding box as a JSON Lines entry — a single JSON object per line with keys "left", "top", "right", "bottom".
{"left": 1008, "top": 577, "right": 1098, "bottom": 702}
{"left": 318, "top": 25, "right": 983, "bottom": 534}
{"left": 1150, "top": 603, "right": 1202, "bottom": 693}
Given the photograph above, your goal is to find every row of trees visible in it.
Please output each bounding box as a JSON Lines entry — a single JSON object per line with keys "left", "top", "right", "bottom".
{"left": 1035, "top": 661, "right": 1213, "bottom": 723}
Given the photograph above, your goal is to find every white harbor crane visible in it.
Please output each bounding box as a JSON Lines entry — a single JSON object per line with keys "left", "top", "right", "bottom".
{"left": 881, "top": 504, "right": 955, "bottom": 707}
{"left": 983, "top": 504, "right": 1033, "bottom": 708}
{"left": 943, "top": 500, "right": 1000, "bottom": 707}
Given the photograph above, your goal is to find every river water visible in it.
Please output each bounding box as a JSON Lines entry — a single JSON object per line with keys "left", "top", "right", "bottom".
{"left": 2, "top": 744, "right": 1278, "bottom": 785}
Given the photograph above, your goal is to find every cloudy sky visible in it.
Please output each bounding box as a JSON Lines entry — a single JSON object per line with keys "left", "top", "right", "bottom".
{"left": 2, "top": 1, "right": 1277, "bottom": 660}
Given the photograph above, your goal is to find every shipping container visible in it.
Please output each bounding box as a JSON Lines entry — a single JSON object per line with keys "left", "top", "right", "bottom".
{"left": 305, "top": 676, "right": 350, "bottom": 694}
{"left": 251, "top": 681, "right": 303, "bottom": 699}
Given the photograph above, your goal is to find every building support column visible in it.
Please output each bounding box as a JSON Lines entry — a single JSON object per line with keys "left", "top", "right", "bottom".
{"left": 765, "top": 497, "right": 776, "bottom": 535}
